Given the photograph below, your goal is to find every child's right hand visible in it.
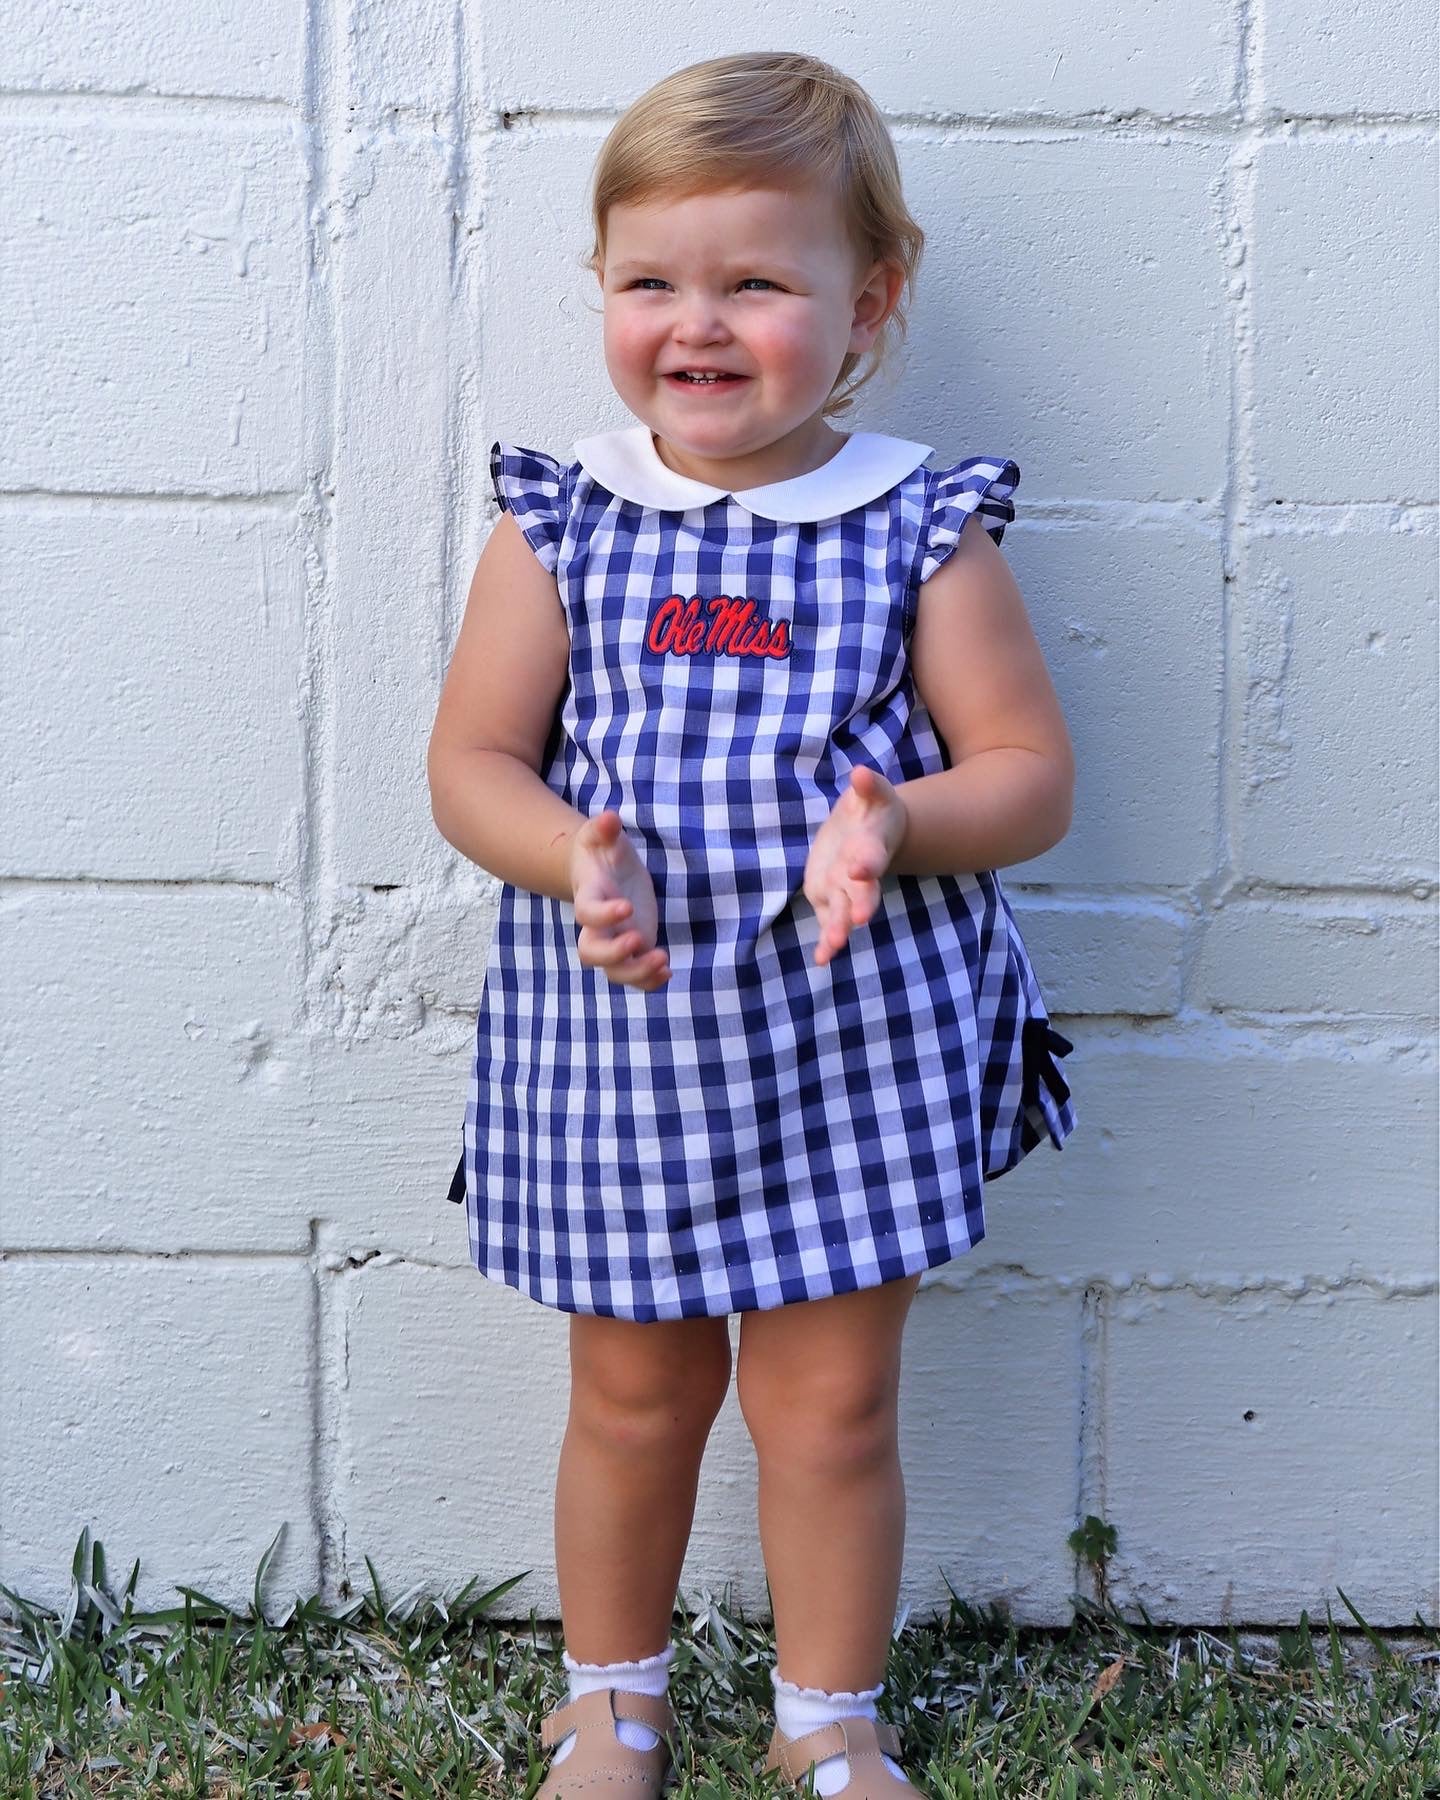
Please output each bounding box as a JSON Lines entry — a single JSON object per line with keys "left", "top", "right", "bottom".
{"left": 569, "top": 810, "right": 673, "bottom": 991}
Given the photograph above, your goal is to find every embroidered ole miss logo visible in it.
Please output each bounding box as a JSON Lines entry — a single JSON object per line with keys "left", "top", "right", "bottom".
{"left": 645, "top": 594, "right": 792, "bottom": 660}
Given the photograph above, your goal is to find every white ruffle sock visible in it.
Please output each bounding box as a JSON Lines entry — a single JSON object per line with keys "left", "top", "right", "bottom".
{"left": 550, "top": 1640, "right": 676, "bottom": 1763}
{"left": 771, "top": 1667, "right": 908, "bottom": 1795}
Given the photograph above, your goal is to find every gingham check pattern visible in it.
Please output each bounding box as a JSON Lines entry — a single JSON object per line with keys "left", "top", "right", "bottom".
{"left": 455, "top": 441, "right": 1076, "bottom": 1320}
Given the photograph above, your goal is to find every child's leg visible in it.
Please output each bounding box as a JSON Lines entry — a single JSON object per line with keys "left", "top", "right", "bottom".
{"left": 735, "top": 1272, "right": 924, "bottom": 1691}
{"left": 556, "top": 1309, "right": 733, "bottom": 1663}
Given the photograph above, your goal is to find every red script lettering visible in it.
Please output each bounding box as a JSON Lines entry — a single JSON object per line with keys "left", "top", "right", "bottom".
{"left": 645, "top": 595, "right": 792, "bottom": 659}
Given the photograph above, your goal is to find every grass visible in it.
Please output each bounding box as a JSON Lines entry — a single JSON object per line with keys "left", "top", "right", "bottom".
{"left": 1, "top": 1528, "right": 1436, "bottom": 1797}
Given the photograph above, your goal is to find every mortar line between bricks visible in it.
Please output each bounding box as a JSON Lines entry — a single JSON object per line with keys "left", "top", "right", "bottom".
{"left": 483, "top": 108, "right": 1439, "bottom": 142}
{"left": 1, "top": 875, "right": 1432, "bottom": 908}
{"left": 0, "top": 490, "right": 301, "bottom": 510}
{"left": 433, "top": 0, "right": 473, "bottom": 836}
{"left": 1, "top": 92, "right": 1435, "bottom": 137}
{"left": 0, "top": 92, "right": 296, "bottom": 122}
{"left": 296, "top": 0, "right": 341, "bottom": 1031}
{"left": 9, "top": 1250, "right": 1430, "bottom": 1302}
{"left": 3, "top": 489, "right": 1430, "bottom": 520}
{"left": 311, "top": 1224, "right": 348, "bottom": 1613}
{"left": 1205, "top": 0, "right": 1258, "bottom": 977}
{"left": 0, "top": 1247, "right": 318, "bottom": 1261}
{"left": 1075, "top": 1283, "right": 1107, "bottom": 1610}
{"left": 297, "top": 0, "right": 341, "bottom": 1604}
{"left": 0, "top": 876, "right": 285, "bottom": 893}
{"left": 336, "top": 1253, "right": 355, "bottom": 1595}
{"left": 0, "top": 90, "right": 465, "bottom": 131}
{"left": 918, "top": 1269, "right": 1439, "bottom": 1300}
{"left": 439, "top": 0, "right": 504, "bottom": 818}
{"left": 305, "top": 1218, "right": 328, "bottom": 1618}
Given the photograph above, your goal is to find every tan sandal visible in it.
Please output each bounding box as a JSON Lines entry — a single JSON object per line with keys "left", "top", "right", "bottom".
{"left": 533, "top": 1686, "right": 678, "bottom": 1796}
{"left": 762, "top": 1715, "right": 927, "bottom": 1798}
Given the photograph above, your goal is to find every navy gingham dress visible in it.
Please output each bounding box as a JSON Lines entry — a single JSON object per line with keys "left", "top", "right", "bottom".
{"left": 446, "top": 424, "right": 1076, "bottom": 1321}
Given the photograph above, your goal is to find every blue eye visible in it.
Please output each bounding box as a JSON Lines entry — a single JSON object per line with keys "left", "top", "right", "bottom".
{"left": 624, "top": 277, "right": 780, "bottom": 292}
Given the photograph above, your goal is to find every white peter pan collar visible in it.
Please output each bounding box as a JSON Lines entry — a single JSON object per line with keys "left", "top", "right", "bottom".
{"left": 571, "top": 423, "right": 935, "bottom": 523}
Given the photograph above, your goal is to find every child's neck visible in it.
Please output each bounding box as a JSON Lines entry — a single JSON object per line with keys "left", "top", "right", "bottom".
{"left": 650, "top": 419, "right": 849, "bottom": 492}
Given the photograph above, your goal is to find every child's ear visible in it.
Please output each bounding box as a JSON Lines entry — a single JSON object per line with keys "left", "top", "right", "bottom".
{"left": 850, "top": 260, "right": 905, "bottom": 351}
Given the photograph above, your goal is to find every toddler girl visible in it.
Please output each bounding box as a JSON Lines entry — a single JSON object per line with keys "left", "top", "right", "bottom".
{"left": 429, "top": 49, "right": 1078, "bottom": 1799}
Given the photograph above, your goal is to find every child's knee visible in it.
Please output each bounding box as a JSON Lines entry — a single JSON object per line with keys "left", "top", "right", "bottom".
{"left": 568, "top": 1316, "right": 732, "bottom": 1443}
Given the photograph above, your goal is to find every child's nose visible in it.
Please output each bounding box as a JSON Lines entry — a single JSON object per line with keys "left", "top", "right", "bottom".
{"left": 673, "top": 300, "right": 730, "bottom": 341}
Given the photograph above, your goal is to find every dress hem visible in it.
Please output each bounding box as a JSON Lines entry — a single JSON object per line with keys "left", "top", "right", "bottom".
{"left": 464, "top": 1216, "right": 989, "bottom": 1322}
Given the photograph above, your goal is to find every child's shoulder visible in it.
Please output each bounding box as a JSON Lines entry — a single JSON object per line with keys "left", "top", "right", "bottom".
{"left": 489, "top": 437, "right": 574, "bottom": 492}
{"left": 913, "top": 449, "right": 1022, "bottom": 590}
{"left": 489, "top": 439, "right": 575, "bottom": 575}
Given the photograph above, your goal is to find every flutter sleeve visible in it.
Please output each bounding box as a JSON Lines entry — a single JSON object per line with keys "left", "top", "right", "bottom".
{"left": 489, "top": 440, "right": 570, "bottom": 576}
{"left": 916, "top": 455, "right": 1021, "bottom": 586}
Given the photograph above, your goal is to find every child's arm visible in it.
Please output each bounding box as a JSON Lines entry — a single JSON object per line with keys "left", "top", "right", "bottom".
{"left": 427, "top": 510, "right": 583, "bottom": 902}
{"left": 893, "top": 522, "right": 1074, "bottom": 875}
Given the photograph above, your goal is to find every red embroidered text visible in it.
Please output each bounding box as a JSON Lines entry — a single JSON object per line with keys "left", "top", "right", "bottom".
{"left": 646, "top": 594, "right": 791, "bottom": 659}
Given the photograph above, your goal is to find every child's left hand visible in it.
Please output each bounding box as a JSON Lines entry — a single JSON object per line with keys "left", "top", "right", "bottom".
{"left": 802, "top": 765, "right": 909, "bottom": 967}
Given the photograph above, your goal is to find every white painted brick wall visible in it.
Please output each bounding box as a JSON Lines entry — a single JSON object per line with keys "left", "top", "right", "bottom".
{"left": 1, "top": 3, "right": 1435, "bottom": 1633}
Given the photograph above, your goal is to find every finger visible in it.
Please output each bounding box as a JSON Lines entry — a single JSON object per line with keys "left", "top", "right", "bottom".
{"left": 579, "top": 809, "right": 621, "bottom": 852}
{"left": 582, "top": 928, "right": 651, "bottom": 968}
{"left": 815, "top": 888, "right": 852, "bottom": 962}
{"left": 843, "top": 872, "right": 881, "bottom": 923}
{"left": 574, "top": 895, "right": 632, "bottom": 927}
{"left": 577, "top": 928, "right": 623, "bottom": 966}
{"left": 574, "top": 920, "right": 632, "bottom": 957}
{"left": 610, "top": 949, "right": 671, "bottom": 988}
{"left": 585, "top": 932, "right": 671, "bottom": 987}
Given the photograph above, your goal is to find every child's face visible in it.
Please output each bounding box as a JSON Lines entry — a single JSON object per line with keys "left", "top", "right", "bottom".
{"left": 598, "top": 181, "right": 897, "bottom": 471}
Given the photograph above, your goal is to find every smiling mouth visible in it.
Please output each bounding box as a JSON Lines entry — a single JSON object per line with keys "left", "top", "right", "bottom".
{"left": 668, "top": 371, "right": 747, "bottom": 385}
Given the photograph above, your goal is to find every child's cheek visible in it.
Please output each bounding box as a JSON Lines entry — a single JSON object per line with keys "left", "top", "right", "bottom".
{"left": 766, "top": 319, "right": 837, "bottom": 393}
{"left": 602, "top": 320, "right": 652, "bottom": 401}
{"left": 606, "top": 311, "right": 662, "bottom": 377}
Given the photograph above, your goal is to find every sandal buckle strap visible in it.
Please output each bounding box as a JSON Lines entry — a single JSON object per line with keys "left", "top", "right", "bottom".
{"left": 539, "top": 1685, "right": 676, "bottom": 1749}
{"left": 767, "top": 1715, "right": 907, "bottom": 1782}
{"left": 771, "top": 1722, "right": 849, "bottom": 1777}
{"left": 539, "top": 1697, "right": 581, "bottom": 1749}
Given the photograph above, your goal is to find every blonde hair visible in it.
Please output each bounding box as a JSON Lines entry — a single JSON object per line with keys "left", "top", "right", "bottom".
{"left": 581, "top": 52, "right": 925, "bottom": 420}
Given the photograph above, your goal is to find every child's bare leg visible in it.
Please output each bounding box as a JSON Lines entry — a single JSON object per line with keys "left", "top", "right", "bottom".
{"left": 555, "top": 1310, "right": 733, "bottom": 1662}
{"left": 736, "top": 1272, "right": 923, "bottom": 1689}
